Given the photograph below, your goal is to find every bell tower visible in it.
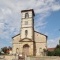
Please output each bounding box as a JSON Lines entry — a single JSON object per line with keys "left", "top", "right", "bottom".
{"left": 20, "top": 9, "right": 35, "bottom": 40}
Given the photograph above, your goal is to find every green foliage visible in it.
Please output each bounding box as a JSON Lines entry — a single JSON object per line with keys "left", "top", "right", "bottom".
{"left": 54, "top": 45, "right": 60, "bottom": 56}
{"left": 47, "top": 45, "right": 60, "bottom": 56}
{"left": 47, "top": 50, "right": 55, "bottom": 56}
{"left": 54, "top": 49, "right": 60, "bottom": 56}
{"left": 0, "top": 51, "right": 1, "bottom": 55}
{"left": 1, "top": 47, "right": 8, "bottom": 54}
{"left": 1, "top": 46, "right": 12, "bottom": 54}
{"left": 56, "top": 45, "right": 60, "bottom": 48}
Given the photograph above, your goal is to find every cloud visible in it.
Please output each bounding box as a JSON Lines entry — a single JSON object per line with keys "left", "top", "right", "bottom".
{"left": 52, "top": 4, "right": 60, "bottom": 11}
{"left": 47, "top": 37, "right": 60, "bottom": 48}
{"left": 0, "top": 0, "right": 60, "bottom": 48}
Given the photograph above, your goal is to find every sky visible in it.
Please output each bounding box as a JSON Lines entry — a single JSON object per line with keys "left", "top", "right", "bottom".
{"left": 0, "top": 0, "right": 60, "bottom": 48}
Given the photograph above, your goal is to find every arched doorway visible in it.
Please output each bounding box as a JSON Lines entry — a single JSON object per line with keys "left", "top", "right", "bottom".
{"left": 23, "top": 44, "right": 29, "bottom": 56}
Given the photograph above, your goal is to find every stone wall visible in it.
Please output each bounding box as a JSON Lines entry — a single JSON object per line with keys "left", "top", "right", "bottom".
{"left": 0, "top": 55, "right": 16, "bottom": 60}
{"left": 26, "top": 56, "right": 60, "bottom": 60}
{"left": 0, "top": 55, "right": 60, "bottom": 60}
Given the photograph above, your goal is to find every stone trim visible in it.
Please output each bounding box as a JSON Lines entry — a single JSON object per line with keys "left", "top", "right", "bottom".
{"left": 19, "top": 38, "right": 33, "bottom": 42}
{"left": 21, "top": 9, "right": 35, "bottom": 16}
{"left": 21, "top": 26, "right": 33, "bottom": 28}
{"left": 35, "top": 42, "right": 46, "bottom": 43}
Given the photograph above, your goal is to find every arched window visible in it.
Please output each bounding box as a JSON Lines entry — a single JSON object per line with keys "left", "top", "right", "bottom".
{"left": 25, "top": 30, "right": 28, "bottom": 37}
{"left": 25, "top": 13, "right": 29, "bottom": 18}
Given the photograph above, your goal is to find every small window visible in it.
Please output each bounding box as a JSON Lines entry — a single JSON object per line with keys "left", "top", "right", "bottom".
{"left": 25, "top": 13, "right": 29, "bottom": 18}
{"left": 25, "top": 21, "right": 28, "bottom": 25}
{"left": 16, "top": 48, "right": 19, "bottom": 53}
{"left": 25, "top": 30, "right": 28, "bottom": 37}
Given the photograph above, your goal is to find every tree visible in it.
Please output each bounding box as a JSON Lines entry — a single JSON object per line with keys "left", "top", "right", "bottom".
{"left": 8, "top": 46, "right": 12, "bottom": 50}
{"left": 1, "top": 46, "right": 12, "bottom": 54}
{"left": 54, "top": 48, "right": 60, "bottom": 56}
{"left": 56, "top": 45, "right": 60, "bottom": 48}
{"left": 54, "top": 45, "right": 60, "bottom": 56}
{"left": 47, "top": 50, "right": 55, "bottom": 56}
{"left": 0, "top": 51, "right": 1, "bottom": 55}
{"left": 47, "top": 45, "right": 60, "bottom": 56}
{"left": 1, "top": 47, "right": 8, "bottom": 54}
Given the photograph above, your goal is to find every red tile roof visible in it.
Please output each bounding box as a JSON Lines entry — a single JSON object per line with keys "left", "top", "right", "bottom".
{"left": 47, "top": 48, "right": 55, "bottom": 51}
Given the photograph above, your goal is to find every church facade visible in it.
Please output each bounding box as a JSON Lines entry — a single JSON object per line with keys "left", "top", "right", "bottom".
{"left": 12, "top": 9, "right": 47, "bottom": 56}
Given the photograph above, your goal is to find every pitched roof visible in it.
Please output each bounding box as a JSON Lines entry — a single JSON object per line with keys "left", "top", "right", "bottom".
{"left": 34, "top": 31, "right": 48, "bottom": 38}
{"left": 12, "top": 34, "right": 20, "bottom": 38}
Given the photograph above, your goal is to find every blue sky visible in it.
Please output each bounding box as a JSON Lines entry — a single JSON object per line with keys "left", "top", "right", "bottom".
{"left": 0, "top": 0, "right": 60, "bottom": 48}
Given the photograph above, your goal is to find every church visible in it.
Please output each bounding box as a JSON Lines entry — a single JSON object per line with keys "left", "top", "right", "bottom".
{"left": 12, "top": 9, "right": 47, "bottom": 56}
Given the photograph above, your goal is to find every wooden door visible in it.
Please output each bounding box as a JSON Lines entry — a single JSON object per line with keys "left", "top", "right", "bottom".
{"left": 23, "top": 44, "right": 29, "bottom": 56}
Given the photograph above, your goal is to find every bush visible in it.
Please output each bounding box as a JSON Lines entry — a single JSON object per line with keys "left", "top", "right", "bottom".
{"left": 47, "top": 45, "right": 60, "bottom": 56}
{"left": 47, "top": 50, "right": 55, "bottom": 56}
{"left": 54, "top": 48, "right": 60, "bottom": 56}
